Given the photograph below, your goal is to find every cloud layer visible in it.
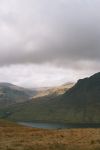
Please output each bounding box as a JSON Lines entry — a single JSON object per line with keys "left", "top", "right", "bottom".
{"left": 0, "top": 0, "right": 99, "bottom": 87}
{"left": 0, "top": 64, "right": 95, "bottom": 88}
{"left": 0, "top": 0, "right": 100, "bottom": 67}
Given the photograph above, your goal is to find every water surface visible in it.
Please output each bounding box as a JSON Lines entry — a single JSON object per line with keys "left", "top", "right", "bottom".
{"left": 18, "top": 122, "right": 100, "bottom": 129}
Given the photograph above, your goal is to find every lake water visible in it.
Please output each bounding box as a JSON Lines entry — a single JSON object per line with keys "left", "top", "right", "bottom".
{"left": 18, "top": 122, "right": 100, "bottom": 129}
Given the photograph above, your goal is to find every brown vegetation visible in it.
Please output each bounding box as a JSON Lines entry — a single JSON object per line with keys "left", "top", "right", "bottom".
{"left": 0, "top": 120, "right": 100, "bottom": 150}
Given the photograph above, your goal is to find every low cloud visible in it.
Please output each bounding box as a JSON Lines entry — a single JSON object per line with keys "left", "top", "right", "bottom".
{"left": 0, "top": 0, "right": 99, "bottom": 87}
{"left": 0, "top": 64, "right": 96, "bottom": 88}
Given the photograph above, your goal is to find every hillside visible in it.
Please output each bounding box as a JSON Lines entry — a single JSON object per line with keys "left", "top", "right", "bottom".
{"left": 0, "top": 119, "right": 100, "bottom": 150}
{"left": 0, "top": 72, "right": 100, "bottom": 123}
{"left": 33, "top": 82, "right": 74, "bottom": 98}
{"left": 0, "top": 83, "right": 36, "bottom": 108}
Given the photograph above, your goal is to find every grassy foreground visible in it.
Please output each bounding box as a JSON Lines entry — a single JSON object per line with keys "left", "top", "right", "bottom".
{"left": 0, "top": 120, "right": 100, "bottom": 150}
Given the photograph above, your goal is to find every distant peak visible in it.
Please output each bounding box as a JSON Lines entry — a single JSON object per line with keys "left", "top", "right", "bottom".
{"left": 0, "top": 82, "right": 13, "bottom": 86}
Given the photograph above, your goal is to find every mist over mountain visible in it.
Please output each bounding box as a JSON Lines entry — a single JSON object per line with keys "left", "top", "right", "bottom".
{"left": 0, "top": 83, "right": 37, "bottom": 108}
{"left": 33, "top": 82, "right": 74, "bottom": 98}
{"left": 1, "top": 72, "right": 100, "bottom": 123}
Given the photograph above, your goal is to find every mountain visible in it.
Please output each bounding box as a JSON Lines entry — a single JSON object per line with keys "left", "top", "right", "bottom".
{"left": 58, "top": 72, "right": 100, "bottom": 122}
{"left": 62, "top": 72, "right": 100, "bottom": 104}
{"left": 33, "top": 82, "right": 74, "bottom": 98}
{"left": 0, "top": 82, "right": 36, "bottom": 108}
{"left": 1, "top": 72, "right": 100, "bottom": 123}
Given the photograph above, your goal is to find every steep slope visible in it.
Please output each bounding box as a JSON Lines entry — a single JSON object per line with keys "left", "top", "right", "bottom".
{"left": 1, "top": 72, "right": 100, "bottom": 123}
{"left": 58, "top": 72, "right": 100, "bottom": 122}
{"left": 0, "top": 83, "right": 36, "bottom": 108}
{"left": 63, "top": 72, "right": 100, "bottom": 103}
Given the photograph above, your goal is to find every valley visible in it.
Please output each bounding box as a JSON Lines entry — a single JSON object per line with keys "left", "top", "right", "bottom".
{"left": 0, "top": 0, "right": 99, "bottom": 149}
{"left": 0, "top": 72, "right": 100, "bottom": 150}
{"left": 0, "top": 72, "right": 100, "bottom": 123}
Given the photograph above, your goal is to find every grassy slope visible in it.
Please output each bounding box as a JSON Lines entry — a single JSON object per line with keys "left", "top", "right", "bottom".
{"left": 0, "top": 83, "right": 36, "bottom": 109}
{"left": 0, "top": 96, "right": 99, "bottom": 123}
{"left": 0, "top": 120, "right": 100, "bottom": 150}
{"left": 0, "top": 72, "right": 100, "bottom": 123}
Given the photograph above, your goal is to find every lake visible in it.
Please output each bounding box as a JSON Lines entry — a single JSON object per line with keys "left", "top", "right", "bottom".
{"left": 18, "top": 122, "right": 100, "bottom": 129}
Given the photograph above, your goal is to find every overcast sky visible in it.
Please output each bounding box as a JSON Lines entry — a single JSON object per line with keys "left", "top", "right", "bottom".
{"left": 0, "top": 0, "right": 100, "bottom": 88}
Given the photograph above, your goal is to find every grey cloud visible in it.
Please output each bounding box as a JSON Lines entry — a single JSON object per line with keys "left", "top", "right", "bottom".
{"left": 0, "top": 0, "right": 100, "bottom": 69}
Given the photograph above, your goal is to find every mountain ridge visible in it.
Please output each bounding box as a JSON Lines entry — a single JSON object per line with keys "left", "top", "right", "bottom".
{"left": 0, "top": 82, "right": 37, "bottom": 108}
{"left": 0, "top": 72, "right": 100, "bottom": 123}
